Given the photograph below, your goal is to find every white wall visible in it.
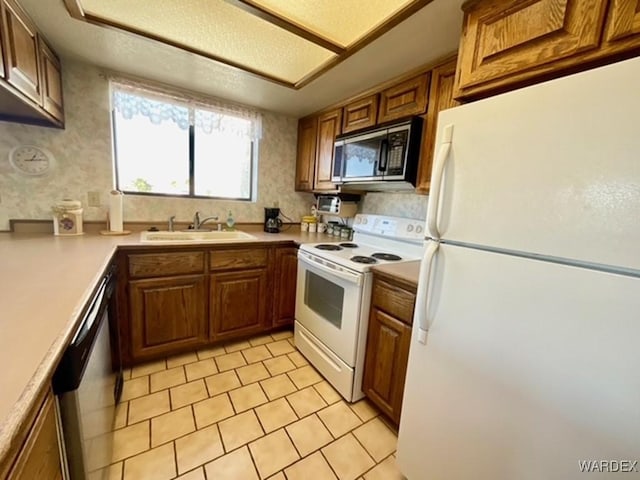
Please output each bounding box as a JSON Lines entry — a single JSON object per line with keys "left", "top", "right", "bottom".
{"left": 0, "top": 60, "right": 315, "bottom": 230}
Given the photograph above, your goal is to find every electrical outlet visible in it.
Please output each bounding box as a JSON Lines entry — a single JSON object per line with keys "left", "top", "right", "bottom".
{"left": 88, "top": 191, "right": 101, "bottom": 207}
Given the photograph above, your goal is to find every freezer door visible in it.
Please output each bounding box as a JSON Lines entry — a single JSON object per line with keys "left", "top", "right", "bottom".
{"left": 397, "top": 244, "right": 640, "bottom": 480}
{"left": 429, "top": 56, "right": 640, "bottom": 271}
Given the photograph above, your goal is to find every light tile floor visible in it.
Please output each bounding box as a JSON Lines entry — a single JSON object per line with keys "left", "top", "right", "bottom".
{"left": 94, "top": 330, "right": 406, "bottom": 480}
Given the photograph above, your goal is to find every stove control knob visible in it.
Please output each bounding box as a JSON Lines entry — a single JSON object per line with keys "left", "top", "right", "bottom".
{"left": 355, "top": 217, "right": 361, "bottom": 224}
{"left": 416, "top": 225, "right": 423, "bottom": 234}
{"left": 362, "top": 218, "right": 368, "bottom": 224}
{"left": 406, "top": 224, "right": 414, "bottom": 232}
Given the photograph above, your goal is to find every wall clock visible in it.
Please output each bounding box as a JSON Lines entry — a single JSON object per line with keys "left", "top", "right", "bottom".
{"left": 8, "top": 145, "right": 55, "bottom": 176}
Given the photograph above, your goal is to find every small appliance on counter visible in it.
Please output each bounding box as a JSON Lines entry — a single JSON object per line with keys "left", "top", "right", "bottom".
{"left": 264, "top": 207, "right": 283, "bottom": 233}
{"left": 52, "top": 199, "right": 83, "bottom": 236}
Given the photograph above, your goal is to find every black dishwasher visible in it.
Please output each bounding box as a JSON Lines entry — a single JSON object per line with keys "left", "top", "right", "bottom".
{"left": 53, "top": 263, "right": 123, "bottom": 480}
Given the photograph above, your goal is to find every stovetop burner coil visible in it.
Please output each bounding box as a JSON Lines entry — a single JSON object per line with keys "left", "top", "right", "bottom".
{"left": 315, "top": 244, "right": 342, "bottom": 251}
{"left": 371, "top": 252, "right": 402, "bottom": 261}
{"left": 350, "top": 256, "right": 378, "bottom": 264}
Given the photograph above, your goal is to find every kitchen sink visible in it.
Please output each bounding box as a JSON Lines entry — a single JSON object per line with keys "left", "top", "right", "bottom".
{"left": 140, "top": 230, "right": 257, "bottom": 243}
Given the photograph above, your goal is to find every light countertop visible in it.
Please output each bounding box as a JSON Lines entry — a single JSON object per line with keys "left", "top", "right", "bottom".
{"left": 372, "top": 260, "right": 421, "bottom": 286}
{"left": 0, "top": 228, "right": 332, "bottom": 466}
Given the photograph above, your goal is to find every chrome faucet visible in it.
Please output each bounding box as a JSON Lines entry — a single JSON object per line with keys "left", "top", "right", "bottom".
{"left": 192, "top": 211, "right": 219, "bottom": 230}
{"left": 168, "top": 215, "right": 176, "bottom": 232}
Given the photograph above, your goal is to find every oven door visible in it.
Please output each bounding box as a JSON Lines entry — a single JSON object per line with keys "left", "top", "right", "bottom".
{"left": 295, "top": 251, "right": 364, "bottom": 365}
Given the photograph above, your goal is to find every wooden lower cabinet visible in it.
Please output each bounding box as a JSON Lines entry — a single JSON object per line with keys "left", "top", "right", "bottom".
{"left": 7, "top": 392, "right": 63, "bottom": 480}
{"left": 363, "top": 273, "right": 416, "bottom": 427}
{"left": 210, "top": 268, "right": 269, "bottom": 341}
{"left": 129, "top": 274, "right": 208, "bottom": 360}
{"left": 272, "top": 247, "right": 298, "bottom": 326}
{"left": 363, "top": 308, "right": 412, "bottom": 425}
{"left": 120, "top": 244, "right": 298, "bottom": 364}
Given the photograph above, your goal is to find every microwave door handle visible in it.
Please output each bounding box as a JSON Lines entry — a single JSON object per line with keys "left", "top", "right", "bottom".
{"left": 378, "top": 138, "right": 389, "bottom": 173}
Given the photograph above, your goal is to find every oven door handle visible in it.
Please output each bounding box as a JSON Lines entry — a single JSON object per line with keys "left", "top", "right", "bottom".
{"left": 298, "top": 252, "right": 362, "bottom": 286}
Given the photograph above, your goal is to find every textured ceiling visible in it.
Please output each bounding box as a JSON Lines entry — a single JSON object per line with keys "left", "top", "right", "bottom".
{"left": 20, "top": 0, "right": 465, "bottom": 117}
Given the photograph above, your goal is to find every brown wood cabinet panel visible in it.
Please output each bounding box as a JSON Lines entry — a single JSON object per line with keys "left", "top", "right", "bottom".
{"left": 314, "top": 108, "right": 342, "bottom": 191}
{"left": 7, "top": 392, "right": 62, "bottom": 480}
{"left": 455, "top": 0, "right": 608, "bottom": 99}
{"left": 342, "top": 94, "right": 379, "bottom": 133}
{"left": 377, "top": 73, "right": 430, "bottom": 123}
{"left": 295, "top": 116, "right": 317, "bottom": 192}
{"left": 128, "top": 251, "right": 204, "bottom": 278}
{"left": 601, "top": 0, "right": 640, "bottom": 52}
{"left": 210, "top": 268, "right": 269, "bottom": 341}
{"left": 129, "top": 275, "right": 207, "bottom": 359}
{"left": 416, "top": 58, "right": 459, "bottom": 194}
{"left": 372, "top": 279, "right": 416, "bottom": 325}
{"left": 38, "top": 38, "right": 63, "bottom": 122}
{"left": 210, "top": 247, "right": 268, "bottom": 271}
{"left": 1, "top": 0, "right": 41, "bottom": 104}
{"left": 363, "top": 307, "right": 412, "bottom": 426}
{"left": 273, "top": 247, "right": 298, "bottom": 326}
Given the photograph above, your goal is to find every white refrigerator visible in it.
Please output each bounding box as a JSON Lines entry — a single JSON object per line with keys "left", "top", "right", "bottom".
{"left": 397, "top": 56, "right": 640, "bottom": 480}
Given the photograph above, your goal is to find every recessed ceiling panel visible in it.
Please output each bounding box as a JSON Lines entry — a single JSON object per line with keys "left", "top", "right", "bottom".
{"left": 251, "top": 0, "right": 415, "bottom": 47}
{"left": 79, "top": 0, "right": 336, "bottom": 83}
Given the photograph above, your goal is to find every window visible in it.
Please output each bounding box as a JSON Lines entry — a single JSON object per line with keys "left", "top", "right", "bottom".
{"left": 111, "top": 82, "right": 261, "bottom": 200}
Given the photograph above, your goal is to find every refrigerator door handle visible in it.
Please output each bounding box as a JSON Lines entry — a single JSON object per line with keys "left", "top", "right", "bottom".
{"left": 415, "top": 241, "right": 439, "bottom": 345}
{"left": 426, "top": 125, "right": 454, "bottom": 239}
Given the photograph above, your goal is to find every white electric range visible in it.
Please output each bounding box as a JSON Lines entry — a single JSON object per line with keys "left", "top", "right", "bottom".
{"left": 294, "top": 214, "right": 425, "bottom": 401}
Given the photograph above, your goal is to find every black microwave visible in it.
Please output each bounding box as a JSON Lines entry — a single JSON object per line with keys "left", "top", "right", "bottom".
{"left": 332, "top": 116, "right": 423, "bottom": 189}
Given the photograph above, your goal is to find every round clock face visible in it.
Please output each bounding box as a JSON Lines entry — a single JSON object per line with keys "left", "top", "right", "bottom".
{"left": 9, "top": 145, "right": 53, "bottom": 176}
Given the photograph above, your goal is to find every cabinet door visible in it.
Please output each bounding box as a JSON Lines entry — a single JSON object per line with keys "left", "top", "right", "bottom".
{"left": 377, "top": 73, "right": 430, "bottom": 124}
{"left": 8, "top": 392, "right": 63, "bottom": 480}
{"left": 601, "top": 0, "right": 640, "bottom": 52}
{"left": 129, "top": 275, "right": 207, "bottom": 360}
{"left": 416, "top": 58, "right": 459, "bottom": 194}
{"left": 210, "top": 268, "right": 269, "bottom": 341}
{"left": 38, "top": 38, "right": 63, "bottom": 123}
{"left": 455, "top": 0, "right": 608, "bottom": 100}
{"left": 342, "top": 94, "right": 379, "bottom": 133}
{"left": 273, "top": 247, "right": 298, "bottom": 327}
{"left": 1, "top": 0, "right": 41, "bottom": 104}
{"left": 295, "top": 116, "right": 317, "bottom": 192}
{"left": 362, "top": 308, "right": 412, "bottom": 426}
{"left": 314, "top": 108, "right": 342, "bottom": 191}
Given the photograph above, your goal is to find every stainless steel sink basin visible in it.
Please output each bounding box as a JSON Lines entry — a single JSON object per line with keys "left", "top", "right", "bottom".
{"left": 140, "top": 230, "right": 257, "bottom": 243}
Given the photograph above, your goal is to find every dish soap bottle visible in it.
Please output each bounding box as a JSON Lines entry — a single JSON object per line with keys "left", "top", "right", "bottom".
{"left": 226, "top": 210, "right": 235, "bottom": 230}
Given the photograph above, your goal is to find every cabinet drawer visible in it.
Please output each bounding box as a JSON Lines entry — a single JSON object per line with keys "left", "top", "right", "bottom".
{"left": 128, "top": 251, "right": 205, "bottom": 278}
{"left": 372, "top": 279, "right": 416, "bottom": 325}
{"left": 210, "top": 248, "right": 268, "bottom": 270}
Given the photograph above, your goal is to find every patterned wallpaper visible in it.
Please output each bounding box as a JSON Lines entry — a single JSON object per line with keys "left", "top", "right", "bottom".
{"left": 0, "top": 60, "right": 315, "bottom": 231}
{"left": 359, "top": 192, "right": 428, "bottom": 221}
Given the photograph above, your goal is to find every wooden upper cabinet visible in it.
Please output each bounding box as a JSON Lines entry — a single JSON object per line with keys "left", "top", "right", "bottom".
{"left": 455, "top": 0, "right": 608, "bottom": 100}
{"left": 38, "top": 38, "right": 63, "bottom": 122}
{"left": 342, "top": 94, "right": 379, "bottom": 133}
{"left": 601, "top": 0, "right": 640, "bottom": 51}
{"left": 314, "top": 108, "right": 342, "bottom": 191}
{"left": 377, "top": 73, "right": 430, "bottom": 124}
{"left": 295, "top": 116, "right": 317, "bottom": 192}
{"left": 1, "top": 0, "right": 42, "bottom": 104}
{"left": 416, "top": 58, "right": 459, "bottom": 194}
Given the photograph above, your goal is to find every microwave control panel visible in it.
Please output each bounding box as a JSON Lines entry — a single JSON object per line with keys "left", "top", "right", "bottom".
{"left": 387, "top": 131, "right": 408, "bottom": 174}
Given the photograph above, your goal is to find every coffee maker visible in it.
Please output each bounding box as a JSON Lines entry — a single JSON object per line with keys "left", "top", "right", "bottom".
{"left": 264, "top": 207, "right": 283, "bottom": 233}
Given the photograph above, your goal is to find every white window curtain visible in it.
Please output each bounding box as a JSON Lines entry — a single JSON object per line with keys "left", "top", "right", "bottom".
{"left": 110, "top": 78, "right": 263, "bottom": 140}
